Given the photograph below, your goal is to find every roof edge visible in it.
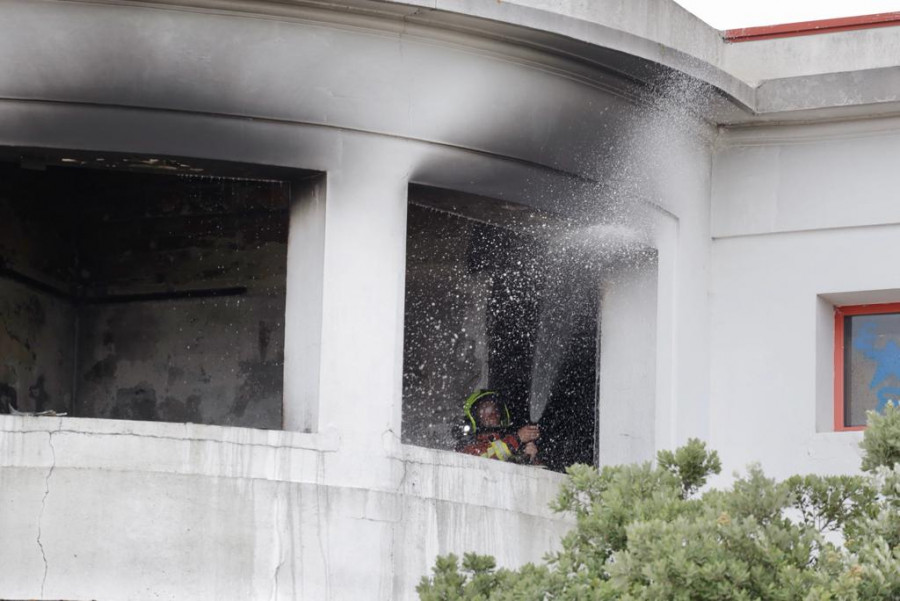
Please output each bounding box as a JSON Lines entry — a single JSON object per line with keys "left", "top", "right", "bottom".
{"left": 725, "top": 12, "right": 900, "bottom": 43}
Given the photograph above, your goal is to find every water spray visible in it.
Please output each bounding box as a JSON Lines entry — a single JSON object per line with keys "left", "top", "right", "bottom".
{"left": 526, "top": 222, "right": 646, "bottom": 423}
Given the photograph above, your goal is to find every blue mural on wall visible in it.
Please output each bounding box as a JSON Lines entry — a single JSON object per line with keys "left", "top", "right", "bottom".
{"left": 852, "top": 320, "right": 900, "bottom": 412}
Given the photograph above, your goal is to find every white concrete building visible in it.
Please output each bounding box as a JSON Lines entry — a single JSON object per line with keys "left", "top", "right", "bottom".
{"left": 2, "top": 0, "right": 900, "bottom": 598}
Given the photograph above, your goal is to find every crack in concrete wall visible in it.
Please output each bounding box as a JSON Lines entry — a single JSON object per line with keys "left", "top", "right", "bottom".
{"left": 4, "top": 423, "right": 338, "bottom": 452}
{"left": 36, "top": 423, "right": 59, "bottom": 598}
{"left": 270, "top": 482, "right": 287, "bottom": 601}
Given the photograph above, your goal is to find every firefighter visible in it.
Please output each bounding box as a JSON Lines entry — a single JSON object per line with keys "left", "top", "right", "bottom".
{"left": 456, "top": 390, "right": 540, "bottom": 464}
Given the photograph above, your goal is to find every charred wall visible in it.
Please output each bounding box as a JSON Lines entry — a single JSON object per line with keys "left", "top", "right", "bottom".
{"left": 0, "top": 280, "right": 76, "bottom": 413}
{"left": 0, "top": 166, "right": 80, "bottom": 413}
{"left": 0, "top": 162, "right": 288, "bottom": 427}
{"left": 76, "top": 296, "right": 284, "bottom": 427}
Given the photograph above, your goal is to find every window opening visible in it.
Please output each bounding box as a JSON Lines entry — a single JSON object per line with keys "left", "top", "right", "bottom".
{"left": 834, "top": 302, "right": 900, "bottom": 430}
{"left": 402, "top": 186, "right": 603, "bottom": 472}
{"left": 0, "top": 155, "right": 294, "bottom": 428}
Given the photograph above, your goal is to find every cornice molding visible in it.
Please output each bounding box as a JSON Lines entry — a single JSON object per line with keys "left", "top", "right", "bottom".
{"left": 718, "top": 111, "right": 900, "bottom": 148}
{"left": 54, "top": 0, "right": 753, "bottom": 117}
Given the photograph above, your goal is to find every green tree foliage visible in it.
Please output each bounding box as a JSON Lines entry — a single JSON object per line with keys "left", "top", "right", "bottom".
{"left": 657, "top": 437, "right": 722, "bottom": 498}
{"left": 860, "top": 402, "right": 900, "bottom": 472}
{"left": 418, "top": 414, "right": 900, "bottom": 600}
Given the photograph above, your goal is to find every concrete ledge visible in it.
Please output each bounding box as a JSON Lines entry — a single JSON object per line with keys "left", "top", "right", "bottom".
{"left": 0, "top": 415, "right": 339, "bottom": 484}
{"left": 398, "top": 443, "right": 568, "bottom": 519}
{"left": 0, "top": 414, "right": 339, "bottom": 449}
{"left": 0, "top": 416, "right": 571, "bottom": 519}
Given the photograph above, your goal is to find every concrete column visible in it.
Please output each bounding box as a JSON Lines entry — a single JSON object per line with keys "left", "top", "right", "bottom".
{"left": 653, "top": 212, "right": 679, "bottom": 454}
{"left": 597, "top": 255, "right": 659, "bottom": 466}
{"left": 316, "top": 137, "right": 410, "bottom": 444}
{"left": 283, "top": 175, "right": 327, "bottom": 432}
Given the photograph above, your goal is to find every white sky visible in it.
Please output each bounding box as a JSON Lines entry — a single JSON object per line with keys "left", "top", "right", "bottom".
{"left": 672, "top": 0, "right": 900, "bottom": 29}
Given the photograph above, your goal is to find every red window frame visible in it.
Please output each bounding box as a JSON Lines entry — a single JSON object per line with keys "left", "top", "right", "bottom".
{"left": 834, "top": 302, "right": 900, "bottom": 431}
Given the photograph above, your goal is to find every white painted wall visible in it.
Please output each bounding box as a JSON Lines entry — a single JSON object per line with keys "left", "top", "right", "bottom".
{"left": 708, "top": 118, "right": 900, "bottom": 479}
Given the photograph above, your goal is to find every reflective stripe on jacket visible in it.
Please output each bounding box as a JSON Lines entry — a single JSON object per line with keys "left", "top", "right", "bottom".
{"left": 484, "top": 438, "right": 513, "bottom": 460}
{"left": 458, "top": 431, "right": 520, "bottom": 461}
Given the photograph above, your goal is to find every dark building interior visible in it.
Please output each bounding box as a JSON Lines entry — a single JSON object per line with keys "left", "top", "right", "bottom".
{"left": 0, "top": 157, "right": 290, "bottom": 428}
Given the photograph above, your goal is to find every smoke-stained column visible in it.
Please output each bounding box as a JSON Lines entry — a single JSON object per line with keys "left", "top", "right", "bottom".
{"left": 316, "top": 137, "right": 410, "bottom": 448}
{"left": 283, "top": 175, "right": 327, "bottom": 432}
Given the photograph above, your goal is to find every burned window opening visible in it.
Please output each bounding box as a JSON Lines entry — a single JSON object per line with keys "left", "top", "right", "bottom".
{"left": 402, "top": 187, "right": 601, "bottom": 472}
{"left": 0, "top": 158, "right": 292, "bottom": 429}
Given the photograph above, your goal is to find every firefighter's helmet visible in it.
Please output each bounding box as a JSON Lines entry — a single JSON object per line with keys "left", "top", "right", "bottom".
{"left": 462, "top": 389, "right": 511, "bottom": 434}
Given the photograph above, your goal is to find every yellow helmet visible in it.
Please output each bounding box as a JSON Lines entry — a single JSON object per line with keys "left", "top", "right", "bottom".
{"left": 462, "top": 389, "right": 511, "bottom": 433}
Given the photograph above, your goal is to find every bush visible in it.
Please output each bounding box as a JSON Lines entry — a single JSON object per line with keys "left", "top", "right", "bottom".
{"left": 417, "top": 412, "right": 900, "bottom": 600}
{"left": 860, "top": 402, "right": 900, "bottom": 472}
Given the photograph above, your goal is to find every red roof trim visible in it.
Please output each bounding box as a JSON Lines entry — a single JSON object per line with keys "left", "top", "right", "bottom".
{"left": 725, "top": 12, "right": 900, "bottom": 43}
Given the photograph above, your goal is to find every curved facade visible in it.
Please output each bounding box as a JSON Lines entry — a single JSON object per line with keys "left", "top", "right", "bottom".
{"left": 3, "top": 1, "right": 899, "bottom": 599}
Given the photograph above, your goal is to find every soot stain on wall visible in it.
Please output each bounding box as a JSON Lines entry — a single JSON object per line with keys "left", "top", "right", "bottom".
{"left": 0, "top": 285, "right": 76, "bottom": 414}
{"left": 111, "top": 384, "right": 159, "bottom": 421}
